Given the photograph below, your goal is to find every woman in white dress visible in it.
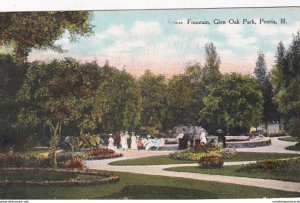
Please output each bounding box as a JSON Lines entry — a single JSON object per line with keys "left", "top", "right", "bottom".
{"left": 130, "top": 132, "right": 138, "bottom": 150}
{"left": 121, "top": 132, "right": 128, "bottom": 150}
{"left": 108, "top": 134, "right": 115, "bottom": 150}
{"left": 200, "top": 130, "right": 207, "bottom": 144}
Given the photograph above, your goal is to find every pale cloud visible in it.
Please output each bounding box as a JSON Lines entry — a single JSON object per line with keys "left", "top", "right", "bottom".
{"left": 131, "top": 21, "right": 162, "bottom": 37}
{"left": 96, "top": 24, "right": 127, "bottom": 41}
{"left": 217, "top": 24, "right": 257, "bottom": 47}
{"left": 100, "top": 39, "right": 146, "bottom": 55}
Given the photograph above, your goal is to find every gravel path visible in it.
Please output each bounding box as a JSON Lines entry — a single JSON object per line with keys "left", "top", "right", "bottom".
{"left": 86, "top": 136, "right": 300, "bottom": 193}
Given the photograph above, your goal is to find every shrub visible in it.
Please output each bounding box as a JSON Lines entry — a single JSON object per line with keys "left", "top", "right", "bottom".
{"left": 198, "top": 155, "right": 224, "bottom": 168}
{"left": 65, "top": 156, "right": 85, "bottom": 171}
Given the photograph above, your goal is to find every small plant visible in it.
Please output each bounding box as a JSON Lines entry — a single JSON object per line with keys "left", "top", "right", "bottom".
{"left": 65, "top": 156, "right": 85, "bottom": 171}
{"left": 198, "top": 155, "right": 224, "bottom": 168}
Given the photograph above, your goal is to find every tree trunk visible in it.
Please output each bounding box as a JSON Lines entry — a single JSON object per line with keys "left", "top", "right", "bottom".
{"left": 49, "top": 122, "right": 62, "bottom": 169}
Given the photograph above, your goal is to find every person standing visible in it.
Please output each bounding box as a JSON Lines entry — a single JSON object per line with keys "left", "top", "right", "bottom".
{"left": 121, "top": 131, "right": 128, "bottom": 150}
{"left": 131, "top": 132, "right": 138, "bottom": 150}
{"left": 200, "top": 130, "right": 207, "bottom": 144}
{"left": 114, "top": 131, "right": 121, "bottom": 149}
{"left": 108, "top": 134, "right": 115, "bottom": 150}
{"left": 176, "top": 129, "right": 185, "bottom": 150}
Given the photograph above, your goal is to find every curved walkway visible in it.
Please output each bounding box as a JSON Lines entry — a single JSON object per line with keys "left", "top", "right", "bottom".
{"left": 86, "top": 136, "right": 300, "bottom": 193}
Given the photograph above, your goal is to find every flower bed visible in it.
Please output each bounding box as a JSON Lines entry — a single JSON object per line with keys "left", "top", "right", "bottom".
{"left": 0, "top": 168, "right": 119, "bottom": 186}
{"left": 84, "top": 148, "right": 122, "bottom": 160}
{"left": 169, "top": 148, "right": 225, "bottom": 161}
{"left": 236, "top": 157, "right": 300, "bottom": 174}
{"left": 198, "top": 155, "right": 224, "bottom": 168}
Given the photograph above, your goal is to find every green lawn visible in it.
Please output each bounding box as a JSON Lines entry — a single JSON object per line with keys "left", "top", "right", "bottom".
{"left": 166, "top": 165, "right": 300, "bottom": 183}
{"left": 286, "top": 144, "right": 300, "bottom": 151}
{"left": 278, "top": 137, "right": 300, "bottom": 142}
{"left": 110, "top": 152, "right": 300, "bottom": 166}
{"left": 1, "top": 170, "right": 299, "bottom": 199}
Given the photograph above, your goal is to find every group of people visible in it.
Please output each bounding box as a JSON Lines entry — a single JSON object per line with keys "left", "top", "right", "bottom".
{"left": 176, "top": 129, "right": 208, "bottom": 150}
{"left": 107, "top": 131, "right": 165, "bottom": 151}
{"left": 176, "top": 128, "right": 227, "bottom": 150}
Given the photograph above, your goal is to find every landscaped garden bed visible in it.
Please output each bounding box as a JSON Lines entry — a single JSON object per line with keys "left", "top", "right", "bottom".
{"left": 0, "top": 168, "right": 119, "bottom": 186}
{"left": 84, "top": 148, "right": 123, "bottom": 160}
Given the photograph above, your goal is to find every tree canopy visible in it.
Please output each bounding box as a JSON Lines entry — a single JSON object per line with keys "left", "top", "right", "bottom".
{"left": 272, "top": 34, "right": 300, "bottom": 138}
{"left": 200, "top": 73, "right": 264, "bottom": 135}
{"left": 0, "top": 11, "right": 93, "bottom": 62}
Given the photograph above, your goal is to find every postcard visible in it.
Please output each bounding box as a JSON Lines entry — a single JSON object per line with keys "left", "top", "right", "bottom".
{"left": 0, "top": 1, "right": 300, "bottom": 201}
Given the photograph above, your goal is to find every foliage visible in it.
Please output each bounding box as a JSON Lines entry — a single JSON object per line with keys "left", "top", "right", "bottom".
{"left": 198, "top": 155, "right": 224, "bottom": 168}
{"left": 139, "top": 70, "right": 169, "bottom": 131}
{"left": 0, "top": 55, "right": 30, "bottom": 151}
{"left": 93, "top": 63, "right": 142, "bottom": 132}
{"left": 236, "top": 158, "right": 300, "bottom": 174}
{"left": 167, "top": 63, "right": 204, "bottom": 127}
{"left": 0, "top": 12, "right": 93, "bottom": 62}
{"left": 17, "top": 58, "right": 100, "bottom": 167}
{"left": 254, "top": 52, "right": 279, "bottom": 126}
{"left": 272, "top": 34, "right": 300, "bottom": 138}
{"left": 200, "top": 73, "right": 264, "bottom": 135}
{"left": 65, "top": 156, "right": 85, "bottom": 171}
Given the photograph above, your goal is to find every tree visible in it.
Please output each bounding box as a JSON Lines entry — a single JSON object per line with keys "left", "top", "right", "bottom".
{"left": 200, "top": 73, "right": 264, "bottom": 135}
{"left": 93, "top": 63, "right": 142, "bottom": 132}
{"left": 0, "top": 12, "right": 93, "bottom": 62}
{"left": 139, "top": 70, "right": 169, "bottom": 132}
{"left": 202, "top": 42, "right": 222, "bottom": 87}
{"left": 0, "top": 55, "right": 27, "bottom": 151}
{"left": 167, "top": 63, "right": 204, "bottom": 127}
{"left": 17, "top": 58, "right": 99, "bottom": 167}
{"left": 272, "top": 34, "right": 300, "bottom": 139}
{"left": 254, "top": 52, "right": 279, "bottom": 128}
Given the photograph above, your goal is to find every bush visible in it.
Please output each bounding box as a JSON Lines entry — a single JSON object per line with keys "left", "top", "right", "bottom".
{"left": 65, "top": 156, "right": 85, "bottom": 171}
{"left": 287, "top": 118, "right": 300, "bottom": 138}
{"left": 198, "top": 155, "right": 224, "bottom": 168}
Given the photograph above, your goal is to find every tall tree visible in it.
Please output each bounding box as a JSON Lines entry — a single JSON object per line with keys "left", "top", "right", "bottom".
{"left": 0, "top": 11, "right": 93, "bottom": 62}
{"left": 272, "top": 35, "right": 300, "bottom": 139}
{"left": 254, "top": 52, "right": 279, "bottom": 128}
{"left": 200, "top": 73, "right": 264, "bottom": 135}
{"left": 139, "top": 70, "right": 169, "bottom": 132}
{"left": 202, "top": 42, "right": 222, "bottom": 87}
{"left": 18, "top": 58, "right": 99, "bottom": 167}
{"left": 167, "top": 63, "right": 204, "bottom": 127}
{"left": 93, "top": 63, "right": 142, "bottom": 133}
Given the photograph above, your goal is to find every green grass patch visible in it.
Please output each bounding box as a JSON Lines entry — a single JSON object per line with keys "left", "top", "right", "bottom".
{"left": 286, "top": 143, "right": 300, "bottom": 151}
{"left": 166, "top": 164, "right": 300, "bottom": 183}
{"left": 278, "top": 137, "right": 300, "bottom": 142}
{"left": 0, "top": 170, "right": 75, "bottom": 181}
{"left": 110, "top": 152, "right": 300, "bottom": 166}
{"left": 1, "top": 170, "right": 299, "bottom": 199}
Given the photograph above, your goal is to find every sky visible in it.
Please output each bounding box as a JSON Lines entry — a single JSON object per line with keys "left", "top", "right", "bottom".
{"left": 28, "top": 7, "right": 300, "bottom": 77}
